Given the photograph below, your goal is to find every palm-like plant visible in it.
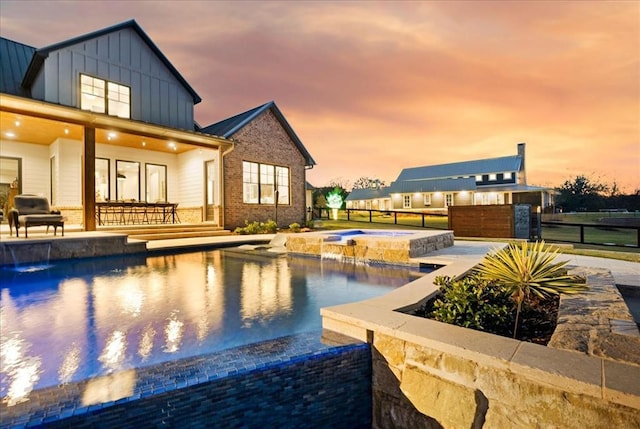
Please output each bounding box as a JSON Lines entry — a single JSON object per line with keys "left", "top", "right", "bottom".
{"left": 475, "top": 240, "right": 586, "bottom": 338}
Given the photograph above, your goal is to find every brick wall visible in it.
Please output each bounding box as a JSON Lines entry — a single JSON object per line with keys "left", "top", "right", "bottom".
{"left": 223, "top": 109, "right": 307, "bottom": 230}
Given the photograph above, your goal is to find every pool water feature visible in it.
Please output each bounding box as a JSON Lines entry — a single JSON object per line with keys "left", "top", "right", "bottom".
{"left": 0, "top": 249, "right": 421, "bottom": 407}
{"left": 287, "top": 229, "right": 455, "bottom": 265}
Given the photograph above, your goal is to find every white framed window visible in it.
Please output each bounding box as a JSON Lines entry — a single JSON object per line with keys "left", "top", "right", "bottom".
{"left": 243, "top": 161, "right": 259, "bottom": 203}
{"left": 403, "top": 195, "right": 411, "bottom": 208}
{"left": 275, "top": 166, "right": 289, "bottom": 205}
{"left": 243, "top": 161, "right": 289, "bottom": 205}
{"left": 423, "top": 193, "right": 431, "bottom": 206}
{"left": 475, "top": 175, "right": 482, "bottom": 182}
{"left": 108, "top": 82, "right": 131, "bottom": 118}
{"left": 80, "top": 74, "right": 130, "bottom": 118}
{"left": 445, "top": 193, "right": 454, "bottom": 207}
{"left": 504, "top": 172, "right": 512, "bottom": 180}
{"left": 81, "top": 75, "right": 105, "bottom": 113}
{"left": 489, "top": 173, "right": 497, "bottom": 181}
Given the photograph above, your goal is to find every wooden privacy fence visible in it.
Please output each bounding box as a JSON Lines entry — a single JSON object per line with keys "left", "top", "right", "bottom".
{"left": 448, "top": 204, "right": 531, "bottom": 239}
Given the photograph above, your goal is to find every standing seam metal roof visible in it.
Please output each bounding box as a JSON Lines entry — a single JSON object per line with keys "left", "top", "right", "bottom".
{"left": 19, "top": 19, "right": 201, "bottom": 104}
{"left": 0, "top": 37, "right": 36, "bottom": 96}
{"left": 201, "top": 101, "right": 316, "bottom": 167}
{"left": 396, "top": 155, "right": 522, "bottom": 181}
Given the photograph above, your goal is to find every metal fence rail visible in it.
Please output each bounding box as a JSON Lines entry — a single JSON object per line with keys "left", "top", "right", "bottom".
{"left": 313, "top": 208, "right": 639, "bottom": 248}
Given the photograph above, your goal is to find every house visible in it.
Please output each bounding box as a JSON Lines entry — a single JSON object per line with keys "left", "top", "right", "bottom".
{"left": 346, "top": 143, "right": 554, "bottom": 213}
{"left": 0, "top": 20, "right": 314, "bottom": 231}
{"left": 201, "top": 102, "right": 315, "bottom": 229}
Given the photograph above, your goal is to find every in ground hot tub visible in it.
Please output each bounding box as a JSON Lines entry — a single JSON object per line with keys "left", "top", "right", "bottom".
{"left": 286, "top": 229, "right": 454, "bottom": 265}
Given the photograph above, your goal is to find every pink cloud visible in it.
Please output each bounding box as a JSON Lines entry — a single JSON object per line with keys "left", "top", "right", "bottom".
{"left": 1, "top": 0, "right": 638, "bottom": 191}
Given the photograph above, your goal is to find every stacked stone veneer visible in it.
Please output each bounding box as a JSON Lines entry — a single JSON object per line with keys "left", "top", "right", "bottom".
{"left": 287, "top": 230, "right": 454, "bottom": 264}
{"left": 223, "top": 109, "right": 308, "bottom": 230}
{"left": 322, "top": 265, "right": 640, "bottom": 429}
{"left": 0, "top": 234, "right": 146, "bottom": 266}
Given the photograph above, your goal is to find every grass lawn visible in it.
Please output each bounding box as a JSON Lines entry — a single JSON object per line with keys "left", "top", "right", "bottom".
{"left": 312, "top": 219, "right": 640, "bottom": 263}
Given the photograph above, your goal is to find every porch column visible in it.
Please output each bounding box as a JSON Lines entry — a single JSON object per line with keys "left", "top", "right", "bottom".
{"left": 84, "top": 126, "right": 96, "bottom": 231}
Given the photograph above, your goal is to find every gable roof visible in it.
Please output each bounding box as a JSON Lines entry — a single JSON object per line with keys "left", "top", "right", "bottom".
{"left": 201, "top": 101, "right": 316, "bottom": 167}
{"left": 20, "top": 19, "right": 201, "bottom": 104}
{"left": 345, "top": 187, "right": 390, "bottom": 201}
{"left": 0, "top": 37, "right": 36, "bottom": 96}
{"left": 396, "top": 155, "right": 522, "bottom": 181}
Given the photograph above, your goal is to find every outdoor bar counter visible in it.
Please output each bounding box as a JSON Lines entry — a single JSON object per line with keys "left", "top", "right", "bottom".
{"left": 96, "top": 201, "right": 179, "bottom": 225}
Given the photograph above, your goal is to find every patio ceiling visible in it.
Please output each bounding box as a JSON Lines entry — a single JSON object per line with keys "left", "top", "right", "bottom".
{"left": 0, "top": 94, "right": 231, "bottom": 154}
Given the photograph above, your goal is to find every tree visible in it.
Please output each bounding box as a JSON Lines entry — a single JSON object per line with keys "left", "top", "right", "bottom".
{"left": 352, "top": 176, "right": 386, "bottom": 190}
{"left": 555, "top": 175, "right": 608, "bottom": 212}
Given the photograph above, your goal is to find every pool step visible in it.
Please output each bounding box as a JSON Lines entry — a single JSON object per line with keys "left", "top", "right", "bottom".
{"left": 98, "top": 223, "right": 232, "bottom": 241}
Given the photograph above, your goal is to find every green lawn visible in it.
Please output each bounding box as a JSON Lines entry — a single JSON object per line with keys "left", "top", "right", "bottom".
{"left": 312, "top": 218, "right": 640, "bottom": 262}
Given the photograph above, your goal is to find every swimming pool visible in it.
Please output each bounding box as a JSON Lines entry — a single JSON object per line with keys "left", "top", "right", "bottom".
{"left": 0, "top": 249, "right": 422, "bottom": 405}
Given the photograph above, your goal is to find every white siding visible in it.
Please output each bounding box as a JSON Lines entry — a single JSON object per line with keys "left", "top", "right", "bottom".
{"left": 177, "top": 148, "right": 218, "bottom": 208}
{"left": 40, "top": 27, "right": 195, "bottom": 129}
{"left": 0, "top": 140, "right": 50, "bottom": 197}
{"left": 96, "top": 144, "right": 180, "bottom": 203}
{"left": 51, "top": 139, "right": 83, "bottom": 206}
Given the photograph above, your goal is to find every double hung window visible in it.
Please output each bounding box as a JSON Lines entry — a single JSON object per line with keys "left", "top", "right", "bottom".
{"left": 81, "top": 74, "right": 130, "bottom": 118}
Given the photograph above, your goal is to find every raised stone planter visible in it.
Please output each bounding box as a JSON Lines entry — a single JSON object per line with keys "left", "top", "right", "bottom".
{"left": 321, "top": 257, "right": 640, "bottom": 428}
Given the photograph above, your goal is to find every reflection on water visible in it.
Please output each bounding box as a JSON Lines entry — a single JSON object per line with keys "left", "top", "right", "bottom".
{"left": 0, "top": 250, "right": 419, "bottom": 406}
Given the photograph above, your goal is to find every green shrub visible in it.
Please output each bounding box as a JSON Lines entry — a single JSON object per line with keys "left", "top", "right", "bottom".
{"left": 475, "top": 240, "right": 586, "bottom": 337}
{"left": 262, "top": 219, "right": 278, "bottom": 234}
{"left": 289, "top": 222, "right": 301, "bottom": 233}
{"left": 429, "top": 275, "right": 513, "bottom": 334}
{"left": 234, "top": 219, "right": 279, "bottom": 235}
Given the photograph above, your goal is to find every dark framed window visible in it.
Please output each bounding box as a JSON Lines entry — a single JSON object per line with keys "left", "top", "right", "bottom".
{"left": 243, "top": 161, "right": 290, "bottom": 205}
{"left": 95, "top": 158, "right": 110, "bottom": 201}
{"left": 116, "top": 160, "right": 140, "bottom": 201}
{"left": 0, "top": 156, "right": 22, "bottom": 209}
{"left": 145, "top": 163, "right": 167, "bottom": 202}
{"left": 80, "top": 74, "right": 130, "bottom": 118}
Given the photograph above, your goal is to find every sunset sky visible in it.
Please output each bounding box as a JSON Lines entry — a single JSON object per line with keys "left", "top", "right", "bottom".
{"left": 1, "top": 1, "right": 638, "bottom": 192}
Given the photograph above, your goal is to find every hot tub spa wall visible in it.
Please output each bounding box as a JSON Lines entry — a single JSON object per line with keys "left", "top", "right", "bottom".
{"left": 286, "top": 232, "right": 454, "bottom": 264}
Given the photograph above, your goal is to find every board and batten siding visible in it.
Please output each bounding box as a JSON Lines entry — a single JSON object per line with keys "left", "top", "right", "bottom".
{"left": 33, "top": 27, "right": 195, "bottom": 130}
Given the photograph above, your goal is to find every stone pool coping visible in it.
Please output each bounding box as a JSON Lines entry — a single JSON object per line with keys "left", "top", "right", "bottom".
{"left": 320, "top": 241, "right": 640, "bottom": 410}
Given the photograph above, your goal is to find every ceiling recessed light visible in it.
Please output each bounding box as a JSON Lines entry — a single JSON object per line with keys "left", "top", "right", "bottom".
{"left": 142, "top": 141, "right": 147, "bottom": 147}
{"left": 5, "top": 131, "right": 16, "bottom": 138}
{"left": 64, "top": 128, "right": 69, "bottom": 135}
{"left": 14, "top": 120, "right": 20, "bottom": 127}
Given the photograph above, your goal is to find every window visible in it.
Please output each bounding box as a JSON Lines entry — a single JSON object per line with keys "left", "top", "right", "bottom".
{"left": 243, "top": 161, "right": 289, "bottom": 205}
{"left": 424, "top": 193, "right": 431, "bottom": 206}
{"left": 243, "top": 161, "right": 259, "bottom": 204}
{"left": 80, "top": 75, "right": 105, "bottom": 113}
{"left": 259, "top": 164, "right": 275, "bottom": 204}
{"left": 504, "top": 172, "right": 512, "bottom": 180}
{"left": 475, "top": 175, "right": 482, "bottom": 182}
{"left": 116, "top": 160, "right": 140, "bottom": 201}
{"left": 403, "top": 195, "right": 411, "bottom": 208}
{"left": 108, "top": 82, "right": 130, "bottom": 118}
{"left": 445, "top": 193, "right": 454, "bottom": 207}
{"left": 146, "top": 163, "right": 167, "bottom": 202}
{"left": 95, "top": 158, "right": 110, "bottom": 201}
{"left": 81, "top": 74, "right": 130, "bottom": 118}
{"left": 489, "top": 173, "right": 497, "bottom": 181}
{"left": 276, "top": 166, "right": 289, "bottom": 205}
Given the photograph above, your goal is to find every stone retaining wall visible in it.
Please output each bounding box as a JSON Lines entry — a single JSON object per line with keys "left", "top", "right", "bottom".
{"left": 287, "top": 230, "right": 454, "bottom": 264}
{"left": 322, "top": 265, "right": 640, "bottom": 429}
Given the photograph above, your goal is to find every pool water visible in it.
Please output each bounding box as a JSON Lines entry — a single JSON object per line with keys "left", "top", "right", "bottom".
{"left": 0, "top": 249, "right": 421, "bottom": 402}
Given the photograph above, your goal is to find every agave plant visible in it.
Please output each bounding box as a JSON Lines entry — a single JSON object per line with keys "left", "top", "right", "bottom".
{"left": 475, "top": 240, "right": 586, "bottom": 338}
